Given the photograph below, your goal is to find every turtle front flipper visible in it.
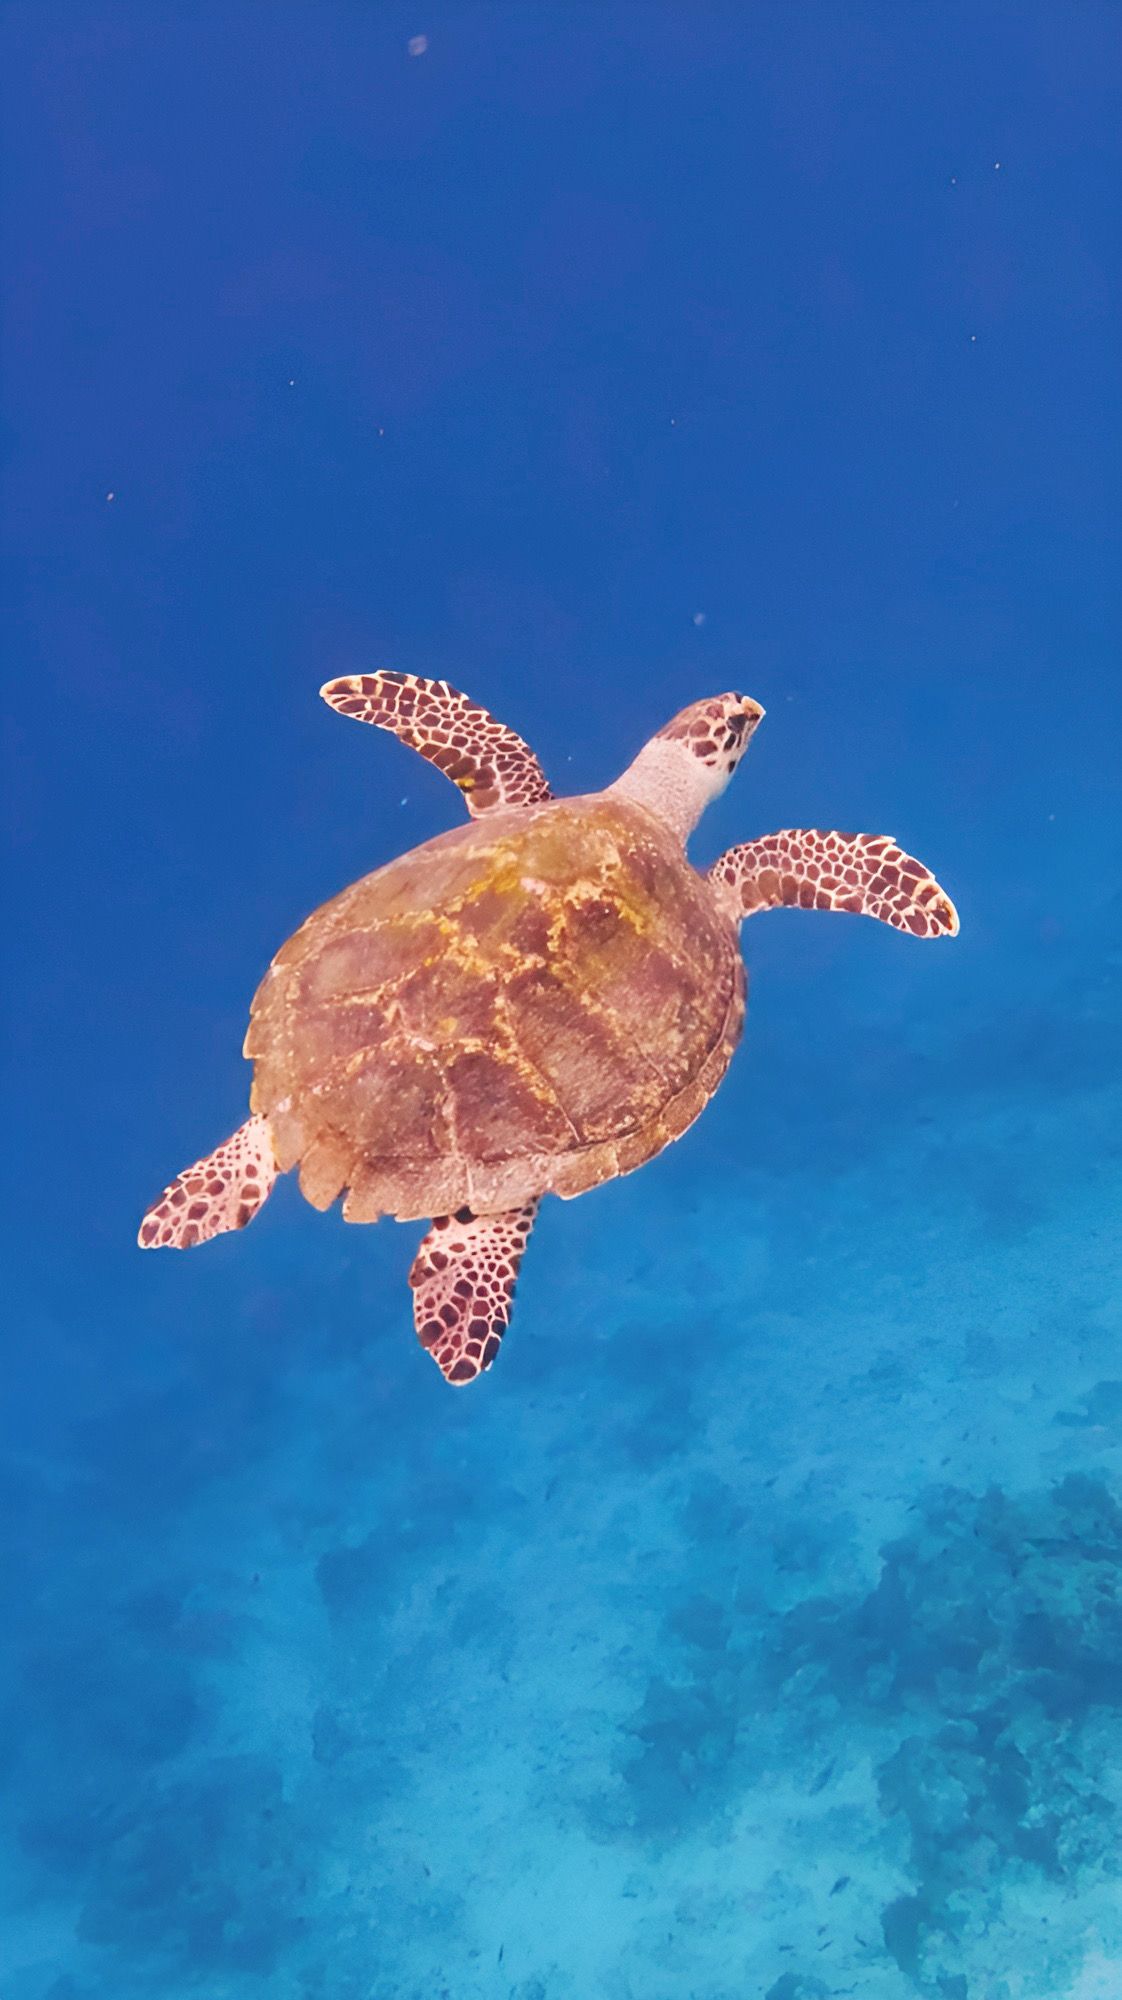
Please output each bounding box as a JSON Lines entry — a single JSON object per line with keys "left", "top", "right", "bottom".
{"left": 710, "top": 831, "right": 959, "bottom": 938}
{"left": 138, "top": 1113, "right": 278, "bottom": 1248}
{"left": 320, "top": 671, "right": 552, "bottom": 819}
{"left": 409, "top": 1201, "right": 540, "bottom": 1384}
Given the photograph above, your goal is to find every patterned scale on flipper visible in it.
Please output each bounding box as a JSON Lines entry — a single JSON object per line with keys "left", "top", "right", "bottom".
{"left": 138, "top": 1113, "right": 277, "bottom": 1248}
{"left": 321, "top": 671, "right": 553, "bottom": 817}
{"left": 710, "top": 829, "right": 959, "bottom": 938}
{"left": 409, "top": 1202, "right": 540, "bottom": 1383}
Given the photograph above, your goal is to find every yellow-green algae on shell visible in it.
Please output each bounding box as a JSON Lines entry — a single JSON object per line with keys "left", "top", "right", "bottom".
{"left": 245, "top": 795, "right": 745, "bottom": 1223}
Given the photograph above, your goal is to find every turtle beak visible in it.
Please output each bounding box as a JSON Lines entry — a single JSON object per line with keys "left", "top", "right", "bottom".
{"left": 726, "top": 696, "right": 765, "bottom": 749}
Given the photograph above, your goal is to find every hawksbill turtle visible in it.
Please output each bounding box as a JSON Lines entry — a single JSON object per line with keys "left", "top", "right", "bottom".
{"left": 139, "top": 674, "right": 958, "bottom": 1384}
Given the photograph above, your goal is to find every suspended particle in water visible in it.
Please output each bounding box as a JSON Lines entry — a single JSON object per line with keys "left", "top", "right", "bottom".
{"left": 408, "top": 34, "right": 428, "bottom": 56}
{"left": 693, "top": 611, "right": 706, "bottom": 627}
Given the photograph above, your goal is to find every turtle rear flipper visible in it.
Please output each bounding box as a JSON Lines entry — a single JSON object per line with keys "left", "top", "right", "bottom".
{"left": 410, "top": 1201, "right": 540, "bottom": 1384}
{"left": 138, "top": 1113, "right": 278, "bottom": 1249}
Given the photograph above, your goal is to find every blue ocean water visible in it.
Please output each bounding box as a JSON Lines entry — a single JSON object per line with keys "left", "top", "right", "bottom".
{"left": 3, "top": 6, "right": 1120, "bottom": 1996}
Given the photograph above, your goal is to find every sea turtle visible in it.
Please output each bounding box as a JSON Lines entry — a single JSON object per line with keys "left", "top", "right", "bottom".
{"left": 139, "top": 674, "right": 958, "bottom": 1384}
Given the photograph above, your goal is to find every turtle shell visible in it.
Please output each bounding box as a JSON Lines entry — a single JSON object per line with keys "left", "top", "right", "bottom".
{"left": 245, "top": 795, "right": 745, "bottom": 1222}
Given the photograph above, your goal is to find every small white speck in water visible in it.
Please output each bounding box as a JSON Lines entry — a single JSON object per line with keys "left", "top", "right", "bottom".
{"left": 408, "top": 34, "right": 428, "bottom": 56}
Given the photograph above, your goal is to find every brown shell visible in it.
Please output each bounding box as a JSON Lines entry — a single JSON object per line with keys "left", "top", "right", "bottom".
{"left": 245, "top": 795, "right": 745, "bottom": 1222}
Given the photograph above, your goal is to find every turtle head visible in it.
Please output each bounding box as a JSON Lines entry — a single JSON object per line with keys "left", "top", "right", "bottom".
{"left": 609, "top": 692, "right": 765, "bottom": 842}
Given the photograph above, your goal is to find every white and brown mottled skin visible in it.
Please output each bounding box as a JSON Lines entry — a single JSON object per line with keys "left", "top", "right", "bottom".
{"left": 320, "top": 671, "right": 553, "bottom": 818}
{"left": 409, "top": 1201, "right": 540, "bottom": 1384}
{"left": 139, "top": 1113, "right": 277, "bottom": 1250}
{"left": 140, "top": 673, "right": 959, "bottom": 1384}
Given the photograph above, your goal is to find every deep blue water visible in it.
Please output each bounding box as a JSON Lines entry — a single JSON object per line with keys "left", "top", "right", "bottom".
{"left": 3, "top": 6, "right": 1121, "bottom": 1995}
